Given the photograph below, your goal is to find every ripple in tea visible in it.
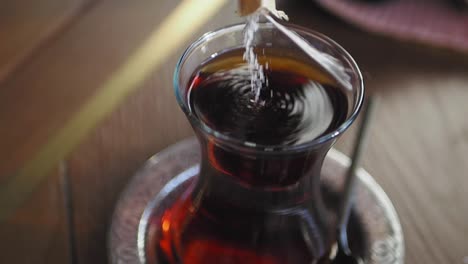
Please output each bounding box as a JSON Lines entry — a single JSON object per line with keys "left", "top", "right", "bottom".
{"left": 188, "top": 48, "right": 348, "bottom": 147}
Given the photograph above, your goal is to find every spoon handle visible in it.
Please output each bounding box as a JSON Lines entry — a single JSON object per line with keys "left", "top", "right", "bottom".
{"left": 337, "top": 95, "right": 376, "bottom": 252}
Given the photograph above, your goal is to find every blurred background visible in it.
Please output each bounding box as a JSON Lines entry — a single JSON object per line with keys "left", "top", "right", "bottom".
{"left": 1, "top": 0, "right": 467, "bottom": 263}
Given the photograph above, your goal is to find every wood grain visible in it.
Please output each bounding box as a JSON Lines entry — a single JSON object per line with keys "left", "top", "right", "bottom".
{"left": 0, "top": 0, "right": 92, "bottom": 82}
{"left": 0, "top": 0, "right": 229, "bottom": 223}
{"left": 0, "top": 167, "right": 70, "bottom": 264}
{"left": 0, "top": 0, "right": 177, "bottom": 178}
{"left": 65, "top": 1, "right": 241, "bottom": 263}
{"left": 0, "top": 1, "right": 90, "bottom": 263}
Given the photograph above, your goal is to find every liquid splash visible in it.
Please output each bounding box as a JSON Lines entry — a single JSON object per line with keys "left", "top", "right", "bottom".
{"left": 242, "top": 8, "right": 352, "bottom": 103}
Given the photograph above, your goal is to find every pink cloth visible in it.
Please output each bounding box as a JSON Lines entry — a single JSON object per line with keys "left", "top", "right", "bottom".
{"left": 316, "top": 0, "right": 468, "bottom": 53}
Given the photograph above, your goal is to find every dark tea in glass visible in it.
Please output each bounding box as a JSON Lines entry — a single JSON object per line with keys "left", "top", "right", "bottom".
{"left": 153, "top": 23, "right": 364, "bottom": 264}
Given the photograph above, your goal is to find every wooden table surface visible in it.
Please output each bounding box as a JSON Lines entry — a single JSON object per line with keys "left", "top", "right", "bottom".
{"left": 1, "top": 0, "right": 467, "bottom": 263}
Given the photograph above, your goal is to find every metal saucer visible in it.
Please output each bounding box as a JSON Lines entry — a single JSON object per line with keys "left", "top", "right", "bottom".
{"left": 109, "top": 138, "right": 404, "bottom": 264}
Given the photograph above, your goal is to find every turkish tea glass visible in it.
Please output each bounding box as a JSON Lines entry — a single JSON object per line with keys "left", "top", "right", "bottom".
{"left": 164, "top": 23, "right": 364, "bottom": 263}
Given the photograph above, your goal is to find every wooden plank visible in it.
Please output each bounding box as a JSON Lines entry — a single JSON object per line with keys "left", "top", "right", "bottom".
{"left": 0, "top": 167, "right": 70, "bottom": 264}
{"left": 0, "top": 0, "right": 229, "bottom": 222}
{"left": 60, "top": 1, "right": 240, "bottom": 263}
{"left": 0, "top": 0, "right": 92, "bottom": 82}
{"left": 0, "top": 0, "right": 234, "bottom": 261}
{"left": 0, "top": 0, "right": 175, "bottom": 178}
{"left": 0, "top": 1, "right": 89, "bottom": 262}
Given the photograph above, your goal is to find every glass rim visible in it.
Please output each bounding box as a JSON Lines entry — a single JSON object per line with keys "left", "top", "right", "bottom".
{"left": 174, "top": 23, "right": 365, "bottom": 154}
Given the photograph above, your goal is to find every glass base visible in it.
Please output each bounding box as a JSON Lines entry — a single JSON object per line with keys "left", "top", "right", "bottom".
{"left": 109, "top": 138, "right": 404, "bottom": 264}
